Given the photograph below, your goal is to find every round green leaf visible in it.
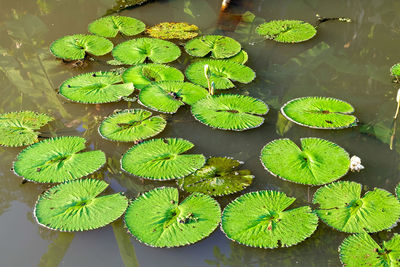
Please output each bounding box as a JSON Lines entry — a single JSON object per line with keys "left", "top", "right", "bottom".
{"left": 226, "top": 50, "right": 248, "bottom": 64}
{"left": 124, "top": 187, "right": 221, "bottom": 247}
{"left": 313, "top": 181, "right": 400, "bottom": 233}
{"left": 122, "top": 64, "right": 184, "bottom": 90}
{"left": 185, "top": 59, "right": 255, "bottom": 89}
{"left": 391, "top": 63, "right": 400, "bottom": 77}
{"left": 191, "top": 94, "right": 268, "bottom": 131}
{"left": 185, "top": 35, "right": 241, "bottom": 59}
{"left": 138, "top": 81, "right": 208, "bottom": 114}
{"left": 281, "top": 96, "right": 358, "bottom": 129}
{"left": 59, "top": 71, "right": 134, "bottom": 104}
{"left": 50, "top": 34, "right": 113, "bottom": 60}
{"left": 121, "top": 138, "right": 206, "bottom": 180}
{"left": 339, "top": 233, "right": 400, "bottom": 267}
{"left": 177, "top": 157, "right": 254, "bottom": 196}
{"left": 98, "top": 109, "right": 166, "bottom": 142}
{"left": 112, "top": 38, "right": 181, "bottom": 65}
{"left": 146, "top": 22, "right": 199, "bottom": 40}
{"left": 0, "top": 111, "right": 53, "bottom": 147}
{"left": 260, "top": 138, "right": 350, "bottom": 186}
{"left": 88, "top": 16, "right": 145, "bottom": 38}
{"left": 34, "top": 179, "right": 128, "bottom": 231}
{"left": 221, "top": 190, "right": 318, "bottom": 248}
{"left": 256, "top": 20, "right": 317, "bottom": 43}
{"left": 13, "top": 136, "right": 106, "bottom": 183}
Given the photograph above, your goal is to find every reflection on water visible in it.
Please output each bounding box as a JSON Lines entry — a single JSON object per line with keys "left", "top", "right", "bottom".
{"left": 1, "top": 0, "right": 400, "bottom": 266}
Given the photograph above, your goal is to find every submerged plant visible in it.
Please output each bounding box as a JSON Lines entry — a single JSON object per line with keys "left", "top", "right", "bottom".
{"left": 184, "top": 35, "right": 241, "bottom": 59}
{"left": 146, "top": 22, "right": 199, "bottom": 39}
{"left": 0, "top": 111, "right": 53, "bottom": 147}
{"left": 256, "top": 20, "right": 317, "bottom": 43}
{"left": 13, "top": 136, "right": 106, "bottom": 183}
{"left": 34, "top": 179, "right": 128, "bottom": 231}
{"left": 121, "top": 138, "right": 205, "bottom": 180}
{"left": 124, "top": 187, "right": 221, "bottom": 247}
{"left": 88, "top": 16, "right": 145, "bottom": 38}
{"left": 221, "top": 190, "right": 318, "bottom": 248}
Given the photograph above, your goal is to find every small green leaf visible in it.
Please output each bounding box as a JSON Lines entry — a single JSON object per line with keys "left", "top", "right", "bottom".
{"left": 88, "top": 16, "right": 145, "bottom": 38}
{"left": 146, "top": 22, "right": 199, "bottom": 40}
{"left": 185, "top": 35, "right": 241, "bottom": 59}
{"left": 256, "top": 20, "right": 316, "bottom": 43}
{"left": 391, "top": 63, "right": 400, "bottom": 77}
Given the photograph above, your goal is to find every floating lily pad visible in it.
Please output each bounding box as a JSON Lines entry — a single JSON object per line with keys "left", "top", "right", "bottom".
{"left": 88, "top": 16, "right": 145, "bottom": 38}
{"left": 124, "top": 187, "right": 221, "bottom": 247}
{"left": 0, "top": 111, "right": 53, "bottom": 147}
{"left": 122, "top": 64, "right": 184, "bottom": 90}
{"left": 121, "top": 138, "right": 205, "bottom": 180}
{"left": 391, "top": 63, "right": 400, "bottom": 77}
{"left": 138, "top": 81, "right": 208, "bottom": 113}
{"left": 339, "top": 233, "right": 400, "bottom": 267}
{"left": 59, "top": 71, "right": 134, "bottom": 104}
{"left": 185, "top": 60, "right": 255, "bottom": 89}
{"left": 221, "top": 190, "right": 318, "bottom": 248}
{"left": 281, "top": 96, "right": 358, "bottom": 129}
{"left": 256, "top": 20, "right": 317, "bottom": 43}
{"left": 313, "top": 181, "right": 400, "bottom": 233}
{"left": 177, "top": 157, "right": 254, "bottom": 196}
{"left": 99, "top": 109, "right": 166, "bottom": 142}
{"left": 191, "top": 94, "right": 268, "bottom": 131}
{"left": 112, "top": 38, "right": 181, "bottom": 65}
{"left": 185, "top": 35, "right": 241, "bottom": 59}
{"left": 50, "top": 34, "right": 113, "bottom": 60}
{"left": 146, "top": 22, "right": 199, "bottom": 40}
{"left": 13, "top": 136, "right": 106, "bottom": 183}
{"left": 226, "top": 50, "right": 248, "bottom": 64}
{"left": 34, "top": 179, "right": 128, "bottom": 231}
{"left": 260, "top": 138, "right": 350, "bottom": 185}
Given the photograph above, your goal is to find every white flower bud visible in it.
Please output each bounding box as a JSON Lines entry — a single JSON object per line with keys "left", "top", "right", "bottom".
{"left": 350, "top": 155, "right": 364, "bottom": 172}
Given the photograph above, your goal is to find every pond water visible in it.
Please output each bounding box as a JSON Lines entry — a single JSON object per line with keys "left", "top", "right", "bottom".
{"left": 1, "top": 0, "right": 400, "bottom": 266}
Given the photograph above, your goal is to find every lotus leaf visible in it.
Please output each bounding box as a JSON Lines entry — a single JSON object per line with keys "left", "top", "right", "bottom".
{"left": 391, "top": 63, "right": 400, "bottom": 77}
{"left": 256, "top": 20, "right": 317, "bottom": 43}
{"left": 226, "top": 50, "right": 248, "bottom": 64}
{"left": 88, "top": 16, "right": 145, "bottom": 38}
{"left": 146, "top": 22, "right": 199, "bottom": 39}
{"left": 185, "top": 35, "right": 241, "bottom": 59}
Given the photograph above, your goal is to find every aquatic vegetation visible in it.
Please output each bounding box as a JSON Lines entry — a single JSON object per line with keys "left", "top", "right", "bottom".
{"left": 138, "top": 81, "right": 208, "bottom": 113}
{"left": 226, "top": 50, "right": 248, "bottom": 64}
{"left": 13, "top": 136, "right": 106, "bottom": 183}
{"left": 191, "top": 94, "right": 268, "bottom": 131}
{"left": 185, "top": 35, "right": 241, "bottom": 59}
{"left": 99, "top": 109, "right": 166, "bottom": 142}
{"left": 339, "top": 233, "right": 400, "bottom": 267}
{"left": 397, "top": 183, "right": 400, "bottom": 201}
{"left": 112, "top": 38, "right": 181, "bottom": 65}
{"left": 122, "top": 64, "right": 184, "bottom": 90}
{"left": 313, "top": 181, "right": 400, "bottom": 233}
{"left": 50, "top": 34, "right": 113, "bottom": 60}
{"left": 59, "top": 71, "right": 135, "bottom": 104}
{"left": 177, "top": 157, "right": 254, "bottom": 196}
{"left": 185, "top": 59, "right": 255, "bottom": 89}
{"left": 121, "top": 138, "right": 205, "bottom": 180}
{"left": 390, "top": 63, "right": 400, "bottom": 79}
{"left": 124, "top": 187, "right": 221, "bottom": 247}
{"left": 0, "top": 111, "right": 53, "bottom": 147}
{"left": 281, "top": 96, "right": 358, "bottom": 129}
{"left": 260, "top": 138, "right": 350, "bottom": 186}
{"left": 34, "top": 179, "right": 128, "bottom": 231}
{"left": 146, "top": 22, "right": 199, "bottom": 39}
{"left": 88, "top": 16, "right": 145, "bottom": 38}
{"left": 221, "top": 190, "right": 318, "bottom": 248}
{"left": 256, "top": 20, "right": 317, "bottom": 43}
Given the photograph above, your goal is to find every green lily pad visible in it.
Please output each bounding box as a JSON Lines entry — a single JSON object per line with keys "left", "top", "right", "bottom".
{"left": 146, "top": 22, "right": 199, "bottom": 40}
{"left": 281, "top": 96, "right": 358, "bottom": 129}
{"left": 138, "top": 81, "right": 208, "bottom": 114}
{"left": 185, "top": 59, "right": 255, "bottom": 89}
{"left": 256, "top": 20, "right": 317, "bottom": 43}
{"left": 59, "top": 71, "right": 134, "bottom": 104}
{"left": 397, "top": 183, "right": 400, "bottom": 201}
{"left": 124, "top": 187, "right": 221, "bottom": 247}
{"left": 122, "top": 64, "right": 184, "bottom": 90}
{"left": 185, "top": 35, "right": 241, "bottom": 59}
{"left": 88, "top": 16, "right": 145, "bottom": 38}
{"left": 226, "top": 50, "right": 248, "bottom": 64}
{"left": 339, "top": 233, "right": 400, "bottom": 267}
{"left": 313, "top": 181, "right": 400, "bottom": 233}
{"left": 391, "top": 63, "right": 400, "bottom": 77}
{"left": 221, "top": 190, "right": 318, "bottom": 248}
{"left": 260, "top": 138, "right": 350, "bottom": 186}
{"left": 191, "top": 94, "right": 268, "bottom": 131}
{"left": 121, "top": 138, "right": 206, "bottom": 180}
{"left": 98, "top": 109, "right": 166, "bottom": 142}
{"left": 0, "top": 111, "right": 53, "bottom": 147}
{"left": 177, "top": 157, "right": 254, "bottom": 196}
{"left": 34, "top": 179, "right": 128, "bottom": 231}
{"left": 112, "top": 38, "right": 181, "bottom": 65}
{"left": 13, "top": 136, "right": 106, "bottom": 183}
{"left": 50, "top": 34, "right": 113, "bottom": 60}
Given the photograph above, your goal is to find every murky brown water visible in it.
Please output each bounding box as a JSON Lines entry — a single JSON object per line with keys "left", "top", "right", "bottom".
{"left": 1, "top": 0, "right": 400, "bottom": 266}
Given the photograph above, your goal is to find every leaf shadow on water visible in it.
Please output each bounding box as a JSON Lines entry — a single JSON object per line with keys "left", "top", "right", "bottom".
{"left": 38, "top": 232, "right": 75, "bottom": 267}
{"left": 111, "top": 219, "right": 140, "bottom": 267}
